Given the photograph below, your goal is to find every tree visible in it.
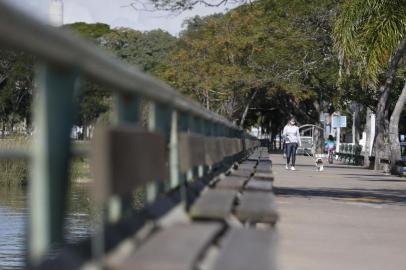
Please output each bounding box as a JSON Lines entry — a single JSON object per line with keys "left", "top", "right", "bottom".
{"left": 101, "top": 28, "right": 176, "bottom": 72}
{"left": 122, "top": 0, "right": 246, "bottom": 12}
{"left": 333, "top": 0, "right": 406, "bottom": 169}
{"left": 67, "top": 23, "right": 177, "bottom": 135}
{"left": 389, "top": 81, "right": 406, "bottom": 169}
{"left": 159, "top": 0, "right": 339, "bottom": 133}
{"left": 0, "top": 50, "right": 33, "bottom": 134}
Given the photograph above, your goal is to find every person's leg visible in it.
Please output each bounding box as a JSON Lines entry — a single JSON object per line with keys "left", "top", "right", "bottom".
{"left": 291, "top": 143, "right": 298, "bottom": 167}
{"left": 286, "top": 143, "right": 293, "bottom": 165}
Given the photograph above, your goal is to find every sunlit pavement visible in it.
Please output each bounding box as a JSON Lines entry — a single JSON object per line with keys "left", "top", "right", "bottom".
{"left": 271, "top": 154, "right": 406, "bottom": 270}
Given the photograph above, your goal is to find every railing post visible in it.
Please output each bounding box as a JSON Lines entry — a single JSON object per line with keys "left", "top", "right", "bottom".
{"left": 29, "top": 64, "right": 80, "bottom": 266}
{"left": 169, "top": 110, "right": 180, "bottom": 189}
{"left": 107, "top": 94, "right": 140, "bottom": 223}
{"left": 178, "top": 112, "right": 189, "bottom": 206}
{"left": 146, "top": 102, "right": 171, "bottom": 202}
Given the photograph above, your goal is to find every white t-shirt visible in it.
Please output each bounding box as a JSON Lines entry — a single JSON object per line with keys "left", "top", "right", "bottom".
{"left": 283, "top": 125, "right": 301, "bottom": 145}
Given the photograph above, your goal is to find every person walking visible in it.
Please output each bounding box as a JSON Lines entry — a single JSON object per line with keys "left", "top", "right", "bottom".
{"left": 282, "top": 118, "right": 301, "bottom": 170}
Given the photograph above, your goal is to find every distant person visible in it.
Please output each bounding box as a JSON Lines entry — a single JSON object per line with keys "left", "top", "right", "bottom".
{"left": 324, "top": 135, "right": 336, "bottom": 151}
{"left": 325, "top": 135, "right": 336, "bottom": 164}
{"left": 282, "top": 118, "right": 301, "bottom": 170}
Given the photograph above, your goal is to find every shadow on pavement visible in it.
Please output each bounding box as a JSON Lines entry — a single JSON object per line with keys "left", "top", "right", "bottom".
{"left": 274, "top": 186, "right": 406, "bottom": 205}
{"left": 272, "top": 162, "right": 366, "bottom": 170}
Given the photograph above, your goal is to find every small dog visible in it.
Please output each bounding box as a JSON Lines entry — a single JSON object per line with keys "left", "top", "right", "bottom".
{"left": 315, "top": 157, "right": 324, "bottom": 171}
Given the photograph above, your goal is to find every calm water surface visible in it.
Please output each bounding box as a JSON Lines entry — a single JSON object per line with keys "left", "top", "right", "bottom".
{"left": 0, "top": 184, "right": 92, "bottom": 269}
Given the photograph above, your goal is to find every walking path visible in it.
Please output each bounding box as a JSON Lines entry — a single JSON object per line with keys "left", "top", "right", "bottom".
{"left": 272, "top": 154, "right": 406, "bottom": 270}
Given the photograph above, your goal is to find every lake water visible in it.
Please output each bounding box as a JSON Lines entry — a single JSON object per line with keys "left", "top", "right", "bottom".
{"left": 0, "top": 184, "right": 92, "bottom": 270}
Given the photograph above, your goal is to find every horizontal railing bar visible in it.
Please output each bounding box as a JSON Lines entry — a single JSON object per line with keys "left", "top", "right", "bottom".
{"left": 0, "top": 2, "right": 236, "bottom": 129}
{"left": 71, "top": 143, "right": 90, "bottom": 157}
{"left": 0, "top": 143, "right": 89, "bottom": 160}
{"left": 0, "top": 149, "right": 30, "bottom": 160}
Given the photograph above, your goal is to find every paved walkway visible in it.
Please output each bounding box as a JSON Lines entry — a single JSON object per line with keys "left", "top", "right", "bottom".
{"left": 272, "top": 154, "right": 406, "bottom": 270}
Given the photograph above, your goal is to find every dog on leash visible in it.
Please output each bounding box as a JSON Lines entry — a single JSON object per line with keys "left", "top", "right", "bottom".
{"left": 315, "top": 157, "right": 324, "bottom": 171}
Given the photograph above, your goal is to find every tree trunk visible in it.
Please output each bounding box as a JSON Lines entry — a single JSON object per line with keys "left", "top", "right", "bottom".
{"left": 312, "top": 100, "right": 324, "bottom": 155}
{"left": 373, "top": 36, "right": 406, "bottom": 170}
{"left": 352, "top": 101, "right": 361, "bottom": 145}
{"left": 313, "top": 125, "right": 324, "bottom": 155}
{"left": 239, "top": 89, "right": 258, "bottom": 128}
{"left": 205, "top": 89, "right": 210, "bottom": 110}
{"left": 363, "top": 108, "right": 372, "bottom": 168}
{"left": 389, "top": 81, "right": 406, "bottom": 171}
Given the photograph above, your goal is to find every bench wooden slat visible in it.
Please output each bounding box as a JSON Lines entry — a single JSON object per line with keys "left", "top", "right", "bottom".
{"left": 237, "top": 162, "right": 257, "bottom": 170}
{"left": 223, "top": 138, "right": 235, "bottom": 156}
{"left": 244, "top": 179, "right": 273, "bottom": 192}
{"left": 190, "top": 189, "right": 237, "bottom": 220}
{"left": 91, "top": 126, "right": 167, "bottom": 201}
{"left": 256, "top": 162, "right": 272, "bottom": 173}
{"left": 215, "top": 176, "right": 247, "bottom": 190}
{"left": 215, "top": 138, "right": 226, "bottom": 161}
{"left": 179, "top": 133, "right": 206, "bottom": 172}
{"left": 205, "top": 137, "right": 220, "bottom": 165}
{"left": 252, "top": 172, "right": 274, "bottom": 182}
{"left": 236, "top": 191, "right": 278, "bottom": 224}
{"left": 116, "top": 223, "right": 222, "bottom": 270}
{"left": 212, "top": 228, "right": 277, "bottom": 270}
{"left": 230, "top": 169, "right": 253, "bottom": 178}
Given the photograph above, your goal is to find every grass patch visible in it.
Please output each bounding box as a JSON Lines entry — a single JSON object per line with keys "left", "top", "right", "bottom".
{"left": 70, "top": 157, "right": 92, "bottom": 183}
{"left": 0, "top": 137, "right": 94, "bottom": 186}
{"left": 0, "top": 136, "right": 29, "bottom": 187}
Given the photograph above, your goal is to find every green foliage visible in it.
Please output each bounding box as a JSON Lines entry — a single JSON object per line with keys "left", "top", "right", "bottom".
{"left": 333, "top": 0, "right": 406, "bottom": 84}
{"left": 66, "top": 24, "right": 177, "bottom": 130}
{"left": 101, "top": 28, "right": 176, "bottom": 72}
{"left": 158, "top": 0, "right": 339, "bottom": 129}
{"left": 65, "top": 22, "right": 112, "bottom": 40}
{"left": 0, "top": 50, "right": 33, "bottom": 132}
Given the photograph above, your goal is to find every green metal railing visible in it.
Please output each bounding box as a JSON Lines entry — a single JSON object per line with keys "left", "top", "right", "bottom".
{"left": 0, "top": 1, "right": 258, "bottom": 267}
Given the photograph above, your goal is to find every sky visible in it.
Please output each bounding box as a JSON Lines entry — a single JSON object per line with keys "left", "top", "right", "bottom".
{"left": 3, "top": 0, "right": 239, "bottom": 36}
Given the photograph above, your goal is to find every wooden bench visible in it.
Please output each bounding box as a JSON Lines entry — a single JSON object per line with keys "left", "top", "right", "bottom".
{"left": 190, "top": 148, "right": 278, "bottom": 226}
{"left": 40, "top": 127, "right": 276, "bottom": 270}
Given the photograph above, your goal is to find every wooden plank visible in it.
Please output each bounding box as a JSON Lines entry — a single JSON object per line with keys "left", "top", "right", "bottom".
{"left": 91, "top": 126, "right": 167, "bottom": 202}
{"left": 215, "top": 176, "right": 247, "bottom": 190}
{"left": 190, "top": 189, "right": 237, "bottom": 220}
{"left": 212, "top": 228, "right": 277, "bottom": 270}
{"left": 116, "top": 223, "right": 222, "bottom": 270}
{"left": 230, "top": 169, "right": 253, "bottom": 178}
{"left": 256, "top": 162, "right": 272, "bottom": 173}
{"left": 204, "top": 137, "right": 218, "bottom": 165}
{"left": 215, "top": 138, "right": 225, "bottom": 162}
{"left": 222, "top": 138, "right": 233, "bottom": 156}
{"left": 235, "top": 139, "right": 243, "bottom": 153}
{"left": 252, "top": 172, "right": 275, "bottom": 182}
{"left": 259, "top": 155, "right": 271, "bottom": 161}
{"left": 244, "top": 179, "right": 273, "bottom": 192}
{"left": 237, "top": 161, "right": 257, "bottom": 170}
{"left": 236, "top": 191, "right": 278, "bottom": 224}
{"left": 179, "top": 133, "right": 206, "bottom": 172}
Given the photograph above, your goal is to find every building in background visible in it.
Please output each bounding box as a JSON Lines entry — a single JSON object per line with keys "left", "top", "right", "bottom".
{"left": 49, "top": 0, "right": 63, "bottom": 26}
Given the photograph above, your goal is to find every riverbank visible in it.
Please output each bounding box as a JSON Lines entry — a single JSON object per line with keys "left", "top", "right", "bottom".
{"left": 0, "top": 137, "right": 93, "bottom": 186}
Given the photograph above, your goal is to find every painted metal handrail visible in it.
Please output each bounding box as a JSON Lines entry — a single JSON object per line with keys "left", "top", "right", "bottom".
{"left": 0, "top": 1, "right": 259, "bottom": 268}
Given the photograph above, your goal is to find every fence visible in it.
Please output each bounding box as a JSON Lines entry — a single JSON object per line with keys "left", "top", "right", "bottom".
{"left": 0, "top": 2, "right": 259, "bottom": 267}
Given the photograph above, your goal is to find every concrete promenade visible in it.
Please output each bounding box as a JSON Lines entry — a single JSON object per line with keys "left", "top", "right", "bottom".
{"left": 272, "top": 154, "right": 406, "bottom": 270}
